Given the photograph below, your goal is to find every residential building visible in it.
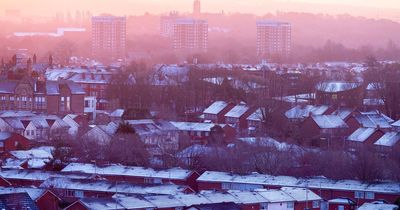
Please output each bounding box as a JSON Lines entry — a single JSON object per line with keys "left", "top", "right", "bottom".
{"left": 160, "top": 12, "right": 179, "bottom": 37}
{"left": 0, "top": 132, "right": 30, "bottom": 152}
{"left": 61, "top": 162, "right": 200, "bottom": 191}
{"left": 173, "top": 19, "right": 208, "bottom": 51}
{"left": 203, "top": 101, "right": 234, "bottom": 123}
{"left": 257, "top": 20, "right": 291, "bottom": 60}
{"left": 92, "top": 15, "right": 126, "bottom": 63}
{"left": 315, "top": 81, "right": 363, "bottom": 107}
{"left": 197, "top": 171, "right": 400, "bottom": 205}
{"left": 0, "top": 78, "right": 85, "bottom": 115}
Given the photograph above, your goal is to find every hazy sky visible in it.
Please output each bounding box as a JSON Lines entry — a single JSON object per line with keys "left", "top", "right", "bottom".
{"left": 1, "top": 0, "right": 400, "bottom": 20}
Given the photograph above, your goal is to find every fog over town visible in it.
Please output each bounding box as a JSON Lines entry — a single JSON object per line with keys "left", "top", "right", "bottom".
{"left": 0, "top": 0, "right": 399, "bottom": 209}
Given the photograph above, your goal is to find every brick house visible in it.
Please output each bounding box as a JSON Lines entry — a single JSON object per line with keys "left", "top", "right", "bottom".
{"left": 328, "top": 198, "right": 356, "bottom": 210}
{"left": 346, "top": 128, "right": 384, "bottom": 149}
{"left": 61, "top": 162, "right": 200, "bottom": 191}
{"left": 169, "top": 121, "right": 236, "bottom": 144}
{"left": 224, "top": 103, "right": 253, "bottom": 133}
{"left": 0, "top": 78, "right": 85, "bottom": 115}
{"left": 0, "top": 132, "right": 30, "bottom": 152}
{"left": 196, "top": 171, "right": 400, "bottom": 205}
{"left": 301, "top": 115, "right": 349, "bottom": 147}
{"left": 203, "top": 101, "right": 235, "bottom": 123}
{"left": 0, "top": 187, "right": 61, "bottom": 210}
{"left": 315, "top": 81, "right": 363, "bottom": 107}
{"left": 374, "top": 132, "right": 400, "bottom": 151}
{"left": 39, "top": 177, "right": 193, "bottom": 203}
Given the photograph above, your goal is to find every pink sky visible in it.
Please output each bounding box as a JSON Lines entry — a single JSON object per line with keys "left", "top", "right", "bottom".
{"left": 1, "top": 0, "right": 400, "bottom": 20}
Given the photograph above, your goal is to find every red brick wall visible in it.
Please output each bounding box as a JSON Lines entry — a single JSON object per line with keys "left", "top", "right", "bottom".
{"left": 71, "top": 95, "right": 84, "bottom": 114}
{"left": 197, "top": 181, "right": 222, "bottom": 191}
{"left": 3, "top": 134, "right": 30, "bottom": 151}
{"left": 46, "top": 95, "right": 60, "bottom": 114}
{"left": 36, "top": 191, "right": 60, "bottom": 210}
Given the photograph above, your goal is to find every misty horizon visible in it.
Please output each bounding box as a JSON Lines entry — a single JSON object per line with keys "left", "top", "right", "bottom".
{"left": 1, "top": 0, "right": 400, "bottom": 22}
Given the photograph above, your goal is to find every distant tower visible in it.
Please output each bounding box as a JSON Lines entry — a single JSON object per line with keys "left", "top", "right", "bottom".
{"left": 256, "top": 20, "right": 291, "bottom": 61}
{"left": 193, "top": 0, "right": 201, "bottom": 18}
{"left": 91, "top": 15, "right": 126, "bottom": 64}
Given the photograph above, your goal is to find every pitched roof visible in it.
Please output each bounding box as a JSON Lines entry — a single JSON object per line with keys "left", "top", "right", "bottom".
{"left": 61, "top": 163, "right": 194, "bottom": 180}
{"left": 0, "top": 132, "right": 12, "bottom": 141}
{"left": 224, "top": 104, "right": 250, "bottom": 118}
{"left": 40, "top": 177, "right": 188, "bottom": 195}
{"left": 311, "top": 115, "right": 348, "bottom": 129}
{"left": 197, "top": 171, "right": 400, "bottom": 194}
{"left": 347, "top": 128, "right": 378, "bottom": 142}
{"left": 374, "top": 132, "right": 400, "bottom": 147}
{"left": 316, "top": 81, "right": 361, "bottom": 93}
{"left": 203, "top": 101, "right": 228, "bottom": 115}
{"left": 355, "top": 113, "right": 393, "bottom": 129}
{"left": 285, "top": 105, "right": 329, "bottom": 119}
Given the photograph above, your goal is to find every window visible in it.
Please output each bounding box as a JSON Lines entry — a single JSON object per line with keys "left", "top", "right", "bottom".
{"left": 221, "top": 182, "right": 231, "bottom": 190}
{"left": 332, "top": 94, "right": 338, "bottom": 100}
{"left": 75, "top": 190, "right": 84, "bottom": 198}
{"left": 153, "top": 178, "right": 163, "bottom": 184}
{"left": 144, "top": 178, "right": 154, "bottom": 184}
{"left": 65, "top": 190, "right": 75, "bottom": 197}
{"left": 66, "top": 96, "right": 71, "bottom": 111}
{"left": 312, "top": 201, "right": 320, "bottom": 208}
{"left": 338, "top": 205, "right": 344, "bottom": 210}
{"left": 287, "top": 202, "right": 294, "bottom": 209}
{"left": 365, "top": 192, "right": 375, "bottom": 199}
{"left": 260, "top": 203, "right": 268, "bottom": 210}
{"left": 355, "top": 191, "right": 364, "bottom": 199}
{"left": 60, "top": 97, "right": 65, "bottom": 111}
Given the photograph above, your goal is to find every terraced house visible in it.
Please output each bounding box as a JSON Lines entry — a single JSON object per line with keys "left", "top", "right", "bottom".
{"left": 0, "top": 77, "right": 85, "bottom": 114}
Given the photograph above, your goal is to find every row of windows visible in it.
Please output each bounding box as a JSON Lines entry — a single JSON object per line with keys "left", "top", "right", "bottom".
{"left": 355, "top": 191, "right": 375, "bottom": 199}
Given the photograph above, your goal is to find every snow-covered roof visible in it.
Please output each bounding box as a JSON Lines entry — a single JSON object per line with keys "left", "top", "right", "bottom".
{"left": 392, "top": 120, "right": 400, "bottom": 127}
{"left": 109, "top": 109, "right": 125, "bottom": 118}
{"left": 170, "top": 121, "right": 218, "bottom": 132}
{"left": 174, "top": 194, "right": 212, "bottom": 206}
{"left": 0, "top": 132, "right": 12, "bottom": 141}
{"left": 75, "top": 198, "right": 125, "bottom": 210}
{"left": 227, "top": 190, "right": 269, "bottom": 204}
{"left": 347, "top": 128, "right": 378, "bottom": 142}
{"left": 61, "top": 163, "right": 194, "bottom": 180}
{"left": 247, "top": 108, "right": 264, "bottom": 121}
{"left": 374, "top": 132, "right": 400, "bottom": 147}
{"left": 203, "top": 101, "right": 228, "bottom": 115}
{"left": 363, "top": 99, "right": 385, "bottom": 106}
{"left": 255, "top": 189, "right": 295, "bottom": 202}
{"left": 358, "top": 203, "right": 398, "bottom": 210}
{"left": 224, "top": 104, "right": 250, "bottom": 118}
{"left": 0, "top": 169, "right": 90, "bottom": 181}
{"left": 144, "top": 195, "right": 185, "bottom": 208}
{"left": 10, "top": 149, "right": 52, "bottom": 160}
{"left": 285, "top": 105, "right": 329, "bottom": 119}
{"left": 281, "top": 187, "right": 321, "bottom": 201}
{"left": 331, "top": 108, "right": 353, "bottom": 120}
{"left": 355, "top": 113, "right": 393, "bottom": 129}
{"left": 328, "top": 198, "right": 355, "bottom": 204}
{"left": 197, "top": 171, "right": 400, "bottom": 194}
{"left": 113, "top": 194, "right": 155, "bottom": 209}
{"left": 316, "top": 81, "right": 361, "bottom": 93}
{"left": 0, "top": 187, "right": 47, "bottom": 201}
{"left": 40, "top": 177, "right": 188, "bottom": 195}
{"left": 311, "top": 115, "right": 348, "bottom": 129}
{"left": 200, "top": 191, "right": 239, "bottom": 203}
